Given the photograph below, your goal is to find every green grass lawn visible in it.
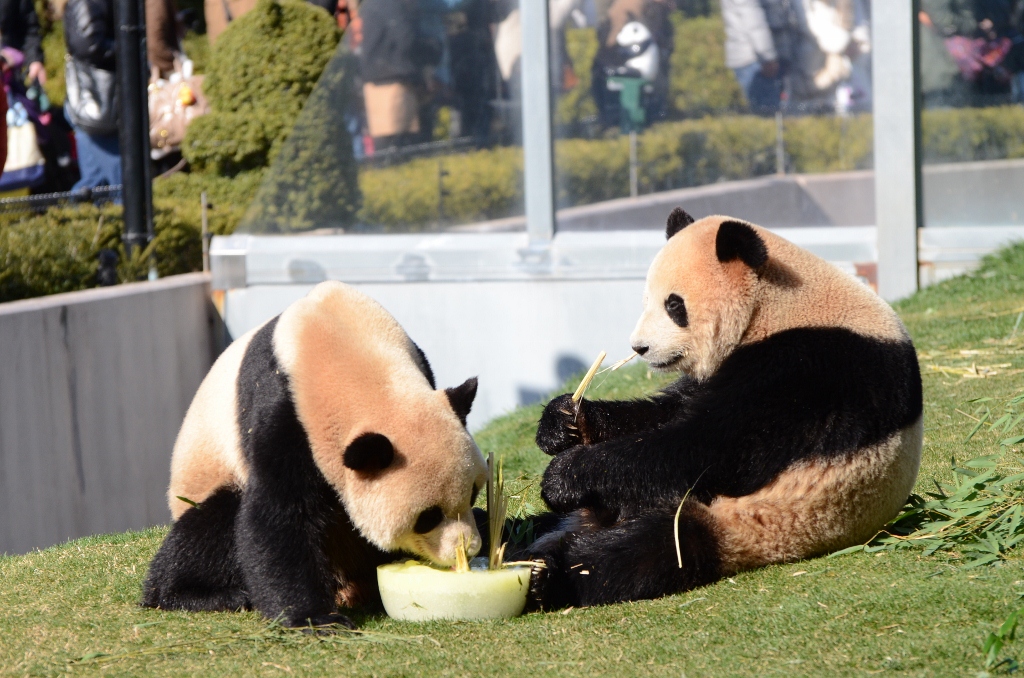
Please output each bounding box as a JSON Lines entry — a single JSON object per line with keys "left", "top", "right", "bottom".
{"left": 4, "top": 246, "right": 1024, "bottom": 677}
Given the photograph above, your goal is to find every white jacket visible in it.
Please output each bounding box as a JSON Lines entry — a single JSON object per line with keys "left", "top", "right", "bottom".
{"left": 721, "top": 0, "right": 778, "bottom": 69}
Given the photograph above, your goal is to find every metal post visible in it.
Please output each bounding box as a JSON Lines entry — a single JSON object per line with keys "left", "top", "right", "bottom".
{"left": 872, "top": 0, "right": 921, "bottom": 301}
{"left": 201, "top": 191, "right": 210, "bottom": 273}
{"left": 520, "top": 0, "right": 555, "bottom": 246}
{"left": 775, "top": 110, "right": 785, "bottom": 175}
{"left": 629, "top": 130, "right": 638, "bottom": 198}
{"left": 115, "top": 0, "right": 154, "bottom": 258}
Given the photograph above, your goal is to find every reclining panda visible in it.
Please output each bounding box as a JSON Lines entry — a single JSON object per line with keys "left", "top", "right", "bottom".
{"left": 527, "top": 209, "right": 923, "bottom": 609}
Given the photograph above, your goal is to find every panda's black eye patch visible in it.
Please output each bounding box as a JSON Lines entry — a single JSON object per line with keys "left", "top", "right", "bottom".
{"left": 665, "top": 294, "right": 688, "bottom": 327}
{"left": 343, "top": 433, "right": 394, "bottom": 473}
{"left": 414, "top": 506, "right": 444, "bottom": 534}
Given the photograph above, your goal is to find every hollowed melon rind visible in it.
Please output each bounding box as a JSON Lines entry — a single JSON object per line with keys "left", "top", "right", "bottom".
{"left": 377, "top": 561, "right": 532, "bottom": 621}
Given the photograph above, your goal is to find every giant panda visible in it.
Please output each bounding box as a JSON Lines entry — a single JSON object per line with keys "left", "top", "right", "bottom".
{"left": 524, "top": 209, "right": 923, "bottom": 609}
{"left": 142, "top": 281, "right": 487, "bottom": 628}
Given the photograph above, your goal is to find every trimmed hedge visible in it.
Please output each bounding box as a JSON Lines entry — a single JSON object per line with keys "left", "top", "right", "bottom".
{"left": 356, "top": 113, "right": 872, "bottom": 227}
{"left": 0, "top": 171, "right": 263, "bottom": 302}
{"left": 668, "top": 14, "right": 744, "bottom": 117}
{"left": 356, "top": 105, "right": 1024, "bottom": 228}
{"left": 240, "top": 53, "right": 362, "bottom": 232}
{"left": 182, "top": 0, "right": 340, "bottom": 175}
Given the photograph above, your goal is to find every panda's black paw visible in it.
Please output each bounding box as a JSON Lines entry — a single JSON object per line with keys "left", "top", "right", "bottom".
{"left": 524, "top": 556, "right": 558, "bottom": 612}
{"left": 287, "top": 612, "right": 356, "bottom": 634}
{"left": 540, "top": 447, "right": 590, "bottom": 513}
{"left": 536, "top": 394, "right": 587, "bottom": 455}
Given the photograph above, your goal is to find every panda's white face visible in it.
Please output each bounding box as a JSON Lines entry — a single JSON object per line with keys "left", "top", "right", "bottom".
{"left": 630, "top": 286, "right": 693, "bottom": 374}
{"left": 630, "top": 219, "right": 761, "bottom": 381}
{"left": 338, "top": 404, "right": 488, "bottom": 567}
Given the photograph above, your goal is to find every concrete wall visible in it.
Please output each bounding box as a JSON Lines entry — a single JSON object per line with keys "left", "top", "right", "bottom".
{"left": 0, "top": 274, "right": 217, "bottom": 555}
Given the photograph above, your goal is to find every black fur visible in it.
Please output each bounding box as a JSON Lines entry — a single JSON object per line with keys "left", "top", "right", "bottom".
{"left": 233, "top": 316, "right": 357, "bottom": 627}
{"left": 414, "top": 506, "right": 444, "bottom": 534}
{"left": 343, "top": 433, "right": 395, "bottom": 473}
{"left": 666, "top": 207, "right": 695, "bottom": 239}
{"left": 665, "top": 293, "right": 688, "bottom": 327}
{"left": 525, "top": 502, "right": 721, "bottom": 610}
{"left": 445, "top": 377, "right": 478, "bottom": 426}
{"left": 142, "top": 488, "right": 250, "bottom": 612}
{"left": 411, "top": 341, "right": 436, "bottom": 388}
{"left": 529, "top": 327, "right": 922, "bottom": 607}
{"left": 716, "top": 220, "right": 768, "bottom": 269}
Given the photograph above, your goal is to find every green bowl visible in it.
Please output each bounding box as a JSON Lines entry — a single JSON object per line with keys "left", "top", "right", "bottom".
{"left": 377, "top": 560, "right": 532, "bottom": 621}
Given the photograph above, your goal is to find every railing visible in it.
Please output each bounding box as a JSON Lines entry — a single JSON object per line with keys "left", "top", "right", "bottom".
{"left": 0, "top": 185, "right": 123, "bottom": 214}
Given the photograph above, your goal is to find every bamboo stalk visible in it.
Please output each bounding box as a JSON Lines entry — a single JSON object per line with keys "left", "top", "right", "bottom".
{"left": 572, "top": 351, "right": 607, "bottom": 403}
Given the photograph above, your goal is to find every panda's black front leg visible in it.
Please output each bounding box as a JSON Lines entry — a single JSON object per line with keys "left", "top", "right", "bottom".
{"left": 536, "top": 391, "right": 684, "bottom": 456}
{"left": 235, "top": 478, "right": 353, "bottom": 630}
{"left": 541, "top": 421, "right": 708, "bottom": 514}
{"left": 527, "top": 501, "right": 723, "bottom": 609}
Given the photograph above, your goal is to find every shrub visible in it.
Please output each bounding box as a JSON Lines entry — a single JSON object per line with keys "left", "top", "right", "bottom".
{"left": 0, "top": 205, "right": 119, "bottom": 301}
{"left": 240, "top": 53, "right": 361, "bottom": 232}
{"left": 358, "top": 147, "right": 523, "bottom": 230}
{"left": 41, "top": 20, "right": 66, "bottom": 107}
{"left": 0, "top": 169, "right": 264, "bottom": 302}
{"left": 153, "top": 170, "right": 265, "bottom": 238}
{"left": 357, "top": 113, "right": 864, "bottom": 226}
{"left": 557, "top": 28, "right": 600, "bottom": 128}
{"left": 182, "top": 0, "right": 340, "bottom": 176}
{"left": 668, "top": 14, "right": 744, "bottom": 117}
{"left": 921, "top": 106, "right": 1024, "bottom": 163}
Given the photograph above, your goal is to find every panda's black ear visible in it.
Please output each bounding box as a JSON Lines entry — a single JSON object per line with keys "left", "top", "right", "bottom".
{"left": 445, "top": 377, "right": 478, "bottom": 426}
{"left": 344, "top": 433, "right": 394, "bottom": 474}
{"left": 716, "top": 220, "right": 768, "bottom": 269}
{"left": 666, "top": 207, "right": 695, "bottom": 239}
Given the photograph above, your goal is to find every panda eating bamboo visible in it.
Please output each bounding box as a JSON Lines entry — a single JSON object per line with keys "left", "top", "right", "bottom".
{"left": 141, "top": 281, "right": 486, "bottom": 629}
{"left": 525, "top": 209, "right": 923, "bottom": 609}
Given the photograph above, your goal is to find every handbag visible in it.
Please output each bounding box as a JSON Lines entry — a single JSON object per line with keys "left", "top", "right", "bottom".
{"left": 64, "top": 54, "right": 118, "bottom": 136}
{"left": 0, "top": 116, "right": 45, "bottom": 191}
{"left": 148, "top": 59, "right": 209, "bottom": 159}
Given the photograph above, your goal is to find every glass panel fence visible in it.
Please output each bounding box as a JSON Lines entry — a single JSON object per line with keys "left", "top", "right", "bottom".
{"left": 237, "top": 0, "right": 525, "bottom": 234}
{"left": 552, "top": 0, "right": 874, "bottom": 232}
{"left": 918, "top": 0, "right": 1024, "bottom": 228}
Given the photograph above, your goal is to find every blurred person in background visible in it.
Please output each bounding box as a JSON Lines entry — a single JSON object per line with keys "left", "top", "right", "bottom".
{"left": 789, "top": 0, "right": 871, "bottom": 113}
{"left": 919, "top": 0, "right": 977, "bottom": 106}
{"left": 64, "top": 0, "right": 121, "bottom": 190}
{"left": 722, "top": 0, "right": 782, "bottom": 113}
{"left": 1, "top": 0, "right": 46, "bottom": 84}
{"left": 359, "top": 0, "right": 441, "bottom": 151}
{"left": 971, "top": 0, "right": 1024, "bottom": 101}
{"left": 448, "top": 0, "right": 498, "bottom": 144}
{"left": 147, "top": 0, "right": 183, "bottom": 79}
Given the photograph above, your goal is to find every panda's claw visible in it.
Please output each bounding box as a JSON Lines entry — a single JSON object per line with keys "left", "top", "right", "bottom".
{"left": 537, "top": 394, "right": 587, "bottom": 455}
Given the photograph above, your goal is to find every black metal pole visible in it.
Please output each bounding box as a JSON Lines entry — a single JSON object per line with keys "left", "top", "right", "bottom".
{"left": 115, "top": 0, "right": 153, "bottom": 258}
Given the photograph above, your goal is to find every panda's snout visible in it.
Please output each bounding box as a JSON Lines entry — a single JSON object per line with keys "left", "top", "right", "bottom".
{"left": 438, "top": 516, "right": 481, "bottom": 562}
{"left": 632, "top": 344, "right": 649, "bottom": 356}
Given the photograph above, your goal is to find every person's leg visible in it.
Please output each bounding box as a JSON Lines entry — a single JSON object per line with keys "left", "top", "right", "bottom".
{"left": 72, "top": 130, "right": 102, "bottom": 191}
{"left": 72, "top": 131, "right": 122, "bottom": 190}
{"left": 732, "top": 62, "right": 761, "bottom": 102}
{"left": 747, "top": 72, "right": 783, "bottom": 114}
{"left": 90, "top": 133, "right": 122, "bottom": 186}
